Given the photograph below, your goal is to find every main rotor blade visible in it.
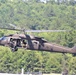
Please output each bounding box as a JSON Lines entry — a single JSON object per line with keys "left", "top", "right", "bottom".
{"left": 9, "top": 23, "right": 21, "bottom": 29}
{"left": 0, "top": 27, "right": 69, "bottom": 32}
{"left": 9, "top": 23, "right": 17, "bottom": 28}
{"left": 24, "top": 30, "right": 68, "bottom": 32}
{"left": 0, "top": 27, "right": 22, "bottom": 31}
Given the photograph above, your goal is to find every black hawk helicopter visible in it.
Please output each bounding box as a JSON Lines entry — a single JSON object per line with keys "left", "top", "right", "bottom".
{"left": 0, "top": 24, "right": 76, "bottom": 54}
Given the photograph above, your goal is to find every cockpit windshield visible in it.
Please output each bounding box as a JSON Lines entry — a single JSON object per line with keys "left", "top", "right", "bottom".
{"left": 0, "top": 36, "right": 7, "bottom": 40}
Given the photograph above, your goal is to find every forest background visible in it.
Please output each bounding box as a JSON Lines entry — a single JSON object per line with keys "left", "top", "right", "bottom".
{"left": 0, "top": 0, "right": 76, "bottom": 75}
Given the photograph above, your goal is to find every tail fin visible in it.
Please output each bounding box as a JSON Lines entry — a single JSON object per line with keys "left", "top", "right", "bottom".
{"left": 72, "top": 45, "right": 76, "bottom": 50}
{"left": 72, "top": 46, "right": 76, "bottom": 56}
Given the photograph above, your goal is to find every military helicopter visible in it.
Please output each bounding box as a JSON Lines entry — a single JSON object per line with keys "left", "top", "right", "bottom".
{"left": 0, "top": 24, "right": 76, "bottom": 54}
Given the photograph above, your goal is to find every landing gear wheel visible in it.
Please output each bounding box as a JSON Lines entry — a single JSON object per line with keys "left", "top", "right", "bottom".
{"left": 11, "top": 46, "right": 18, "bottom": 52}
{"left": 10, "top": 41, "right": 18, "bottom": 52}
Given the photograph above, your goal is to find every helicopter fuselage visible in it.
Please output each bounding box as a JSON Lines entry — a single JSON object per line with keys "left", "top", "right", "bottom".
{"left": 0, "top": 34, "right": 76, "bottom": 54}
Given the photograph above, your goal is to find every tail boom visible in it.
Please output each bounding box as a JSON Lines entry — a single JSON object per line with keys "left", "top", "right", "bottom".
{"left": 27, "top": 42, "right": 76, "bottom": 54}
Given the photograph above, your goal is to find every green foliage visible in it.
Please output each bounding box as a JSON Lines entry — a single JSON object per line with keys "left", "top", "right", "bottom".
{"left": 0, "top": 1, "right": 76, "bottom": 30}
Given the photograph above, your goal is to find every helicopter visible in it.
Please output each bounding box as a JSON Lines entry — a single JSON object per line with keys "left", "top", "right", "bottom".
{"left": 0, "top": 24, "right": 76, "bottom": 54}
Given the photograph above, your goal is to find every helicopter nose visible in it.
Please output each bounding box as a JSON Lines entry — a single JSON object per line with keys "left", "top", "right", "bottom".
{"left": 0, "top": 36, "right": 7, "bottom": 45}
{"left": 0, "top": 37, "right": 3, "bottom": 41}
{"left": 0, "top": 38, "right": 2, "bottom": 41}
{"left": 0, "top": 39, "right": 2, "bottom": 45}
